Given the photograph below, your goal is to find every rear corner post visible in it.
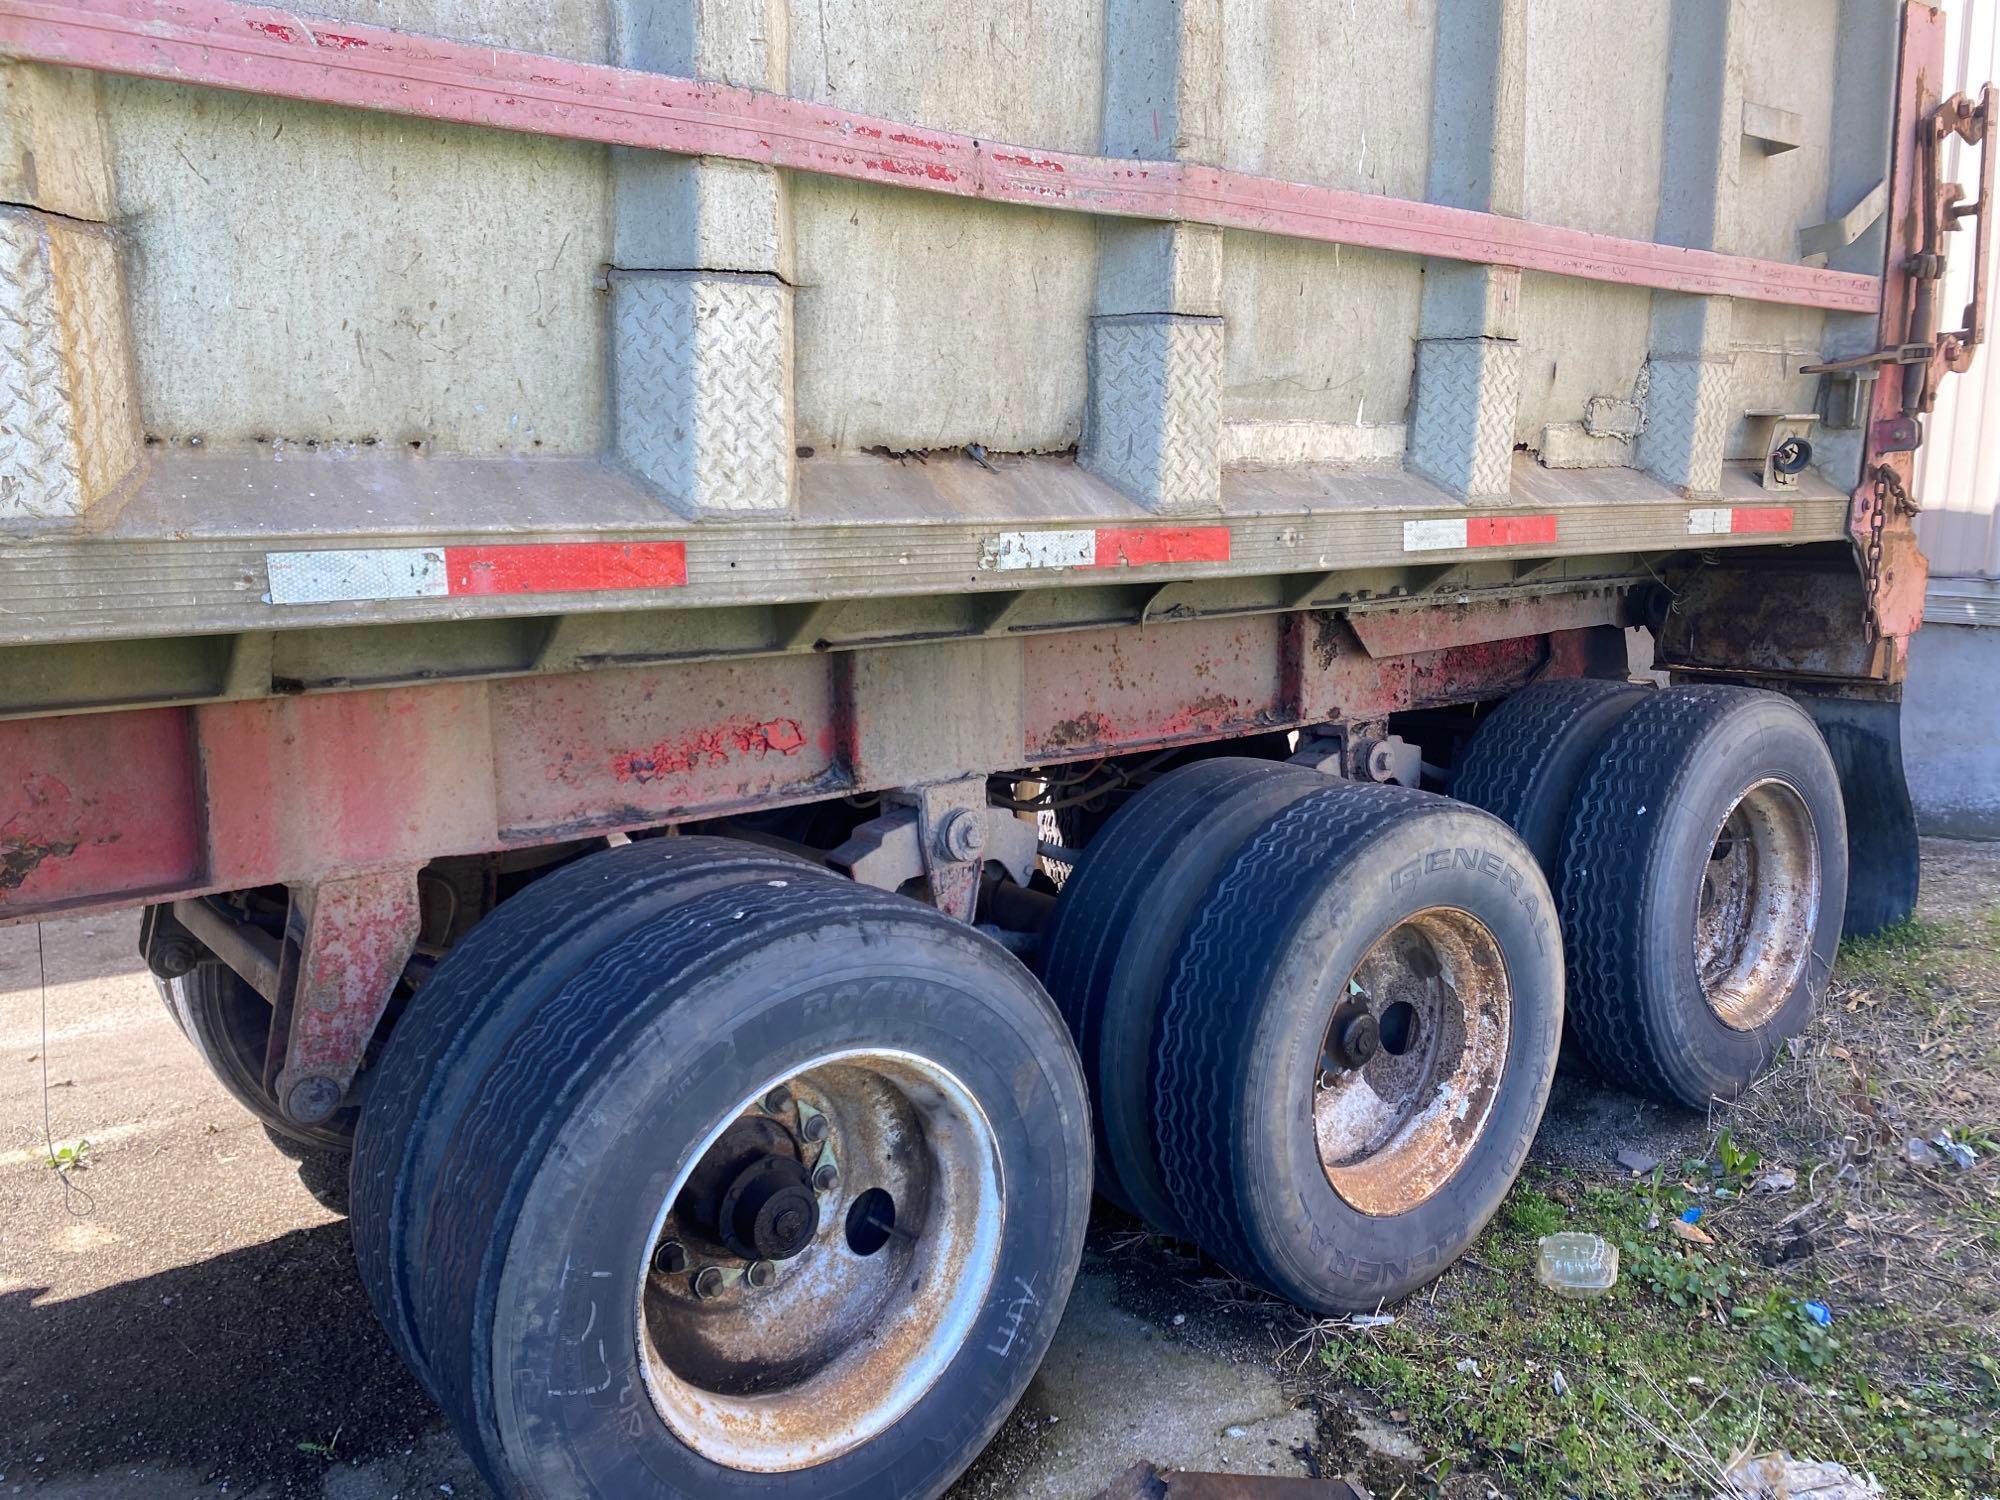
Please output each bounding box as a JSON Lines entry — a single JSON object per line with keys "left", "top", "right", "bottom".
{"left": 1405, "top": 0, "right": 1527, "bottom": 502}
{"left": 1082, "top": 0, "right": 1225, "bottom": 515}
{"left": 0, "top": 60, "right": 141, "bottom": 522}
{"left": 1634, "top": 0, "right": 1744, "bottom": 498}
{"left": 610, "top": 0, "right": 796, "bottom": 517}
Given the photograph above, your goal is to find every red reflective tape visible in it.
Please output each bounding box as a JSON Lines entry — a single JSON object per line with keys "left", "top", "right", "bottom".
{"left": 1092, "top": 526, "right": 1232, "bottom": 567}
{"left": 1465, "top": 515, "right": 1558, "bottom": 548}
{"left": 1730, "top": 507, "right": 1795, "bottom": 534}
{"left": 444, "top": 541, "right": 688, "bottom": 596}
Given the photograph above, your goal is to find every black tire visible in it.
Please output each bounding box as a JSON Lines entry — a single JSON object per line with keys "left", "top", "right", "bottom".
{"left": 1452, "top": 678, "right": 1649, "bottom": 884}
{"left": 160, "top": 965, "right": 354, "bottom": 1154}
{"left": 1039, "top": 757, "right": 1326, "bottom": 1232}
{"left": 351, "top": 837, "right": 814, "bottom": 1384}
{"left": 1560, "top": 685, "right": 1848, "bottom": 1108}
{"left": 1152, "top": 783, "right": 1563, "bottom": 1313}
{"left": 365, "top": 852, "right": 1091, "bottom": 1499}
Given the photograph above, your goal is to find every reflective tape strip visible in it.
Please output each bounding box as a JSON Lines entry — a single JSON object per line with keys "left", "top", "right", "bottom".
{"left": 1688, "top": 506, "right": 1795, "bottom": 536}
{"left": 1729, "top": 506, "right": 1795, "bottom": 534}
{"left": 1403, "top": 514, "right": 1557, "bottom": 552}
{"left": 1093, "top": 526, "right": 1231, "bottom": 566}
{"left": 266, "top": 541, "right": 688, "bottom": 604}
{"left": 982, "top": 526, "right": 1232, "bottom": 571}
{"left": 266, "top": 547, "right": 446, "bottom": 604}
{"left": 982, "top": 529, "right": 1097, "bottom": 571}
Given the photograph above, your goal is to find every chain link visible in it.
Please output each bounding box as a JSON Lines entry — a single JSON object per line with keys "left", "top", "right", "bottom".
{"left": 1861, "top": 464, "right": 1918, "bottom": 641}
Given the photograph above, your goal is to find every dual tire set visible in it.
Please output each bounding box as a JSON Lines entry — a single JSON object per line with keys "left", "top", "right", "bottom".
{"left": 1042, "top": 758, "right": 1565, "bottom": 1312}
{"left": 1039, "top": 684, "right": 1849, "bottom": 1325}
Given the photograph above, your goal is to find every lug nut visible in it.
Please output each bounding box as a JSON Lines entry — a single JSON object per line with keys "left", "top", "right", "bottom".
{"left": 690, "top": 1265, "right": 725, "bottom": 1300}
{"left": 761, "top": 1085, "right": 794, "bottom": 1114}
{"left": 1328, "top": 1011, "right": 1381, "bottom": 1071}
{"left": 800, "top": 1111, "right": 829, "bottom": 1143}
{"left": 746, "top": 1259, "right": 776, "bottom": 1289}
{"left": 653, "top": 1240, "right": 689, "bottom": 1276}
{"left": 812, "top": 1162, "right": 839, "bottom": 1193}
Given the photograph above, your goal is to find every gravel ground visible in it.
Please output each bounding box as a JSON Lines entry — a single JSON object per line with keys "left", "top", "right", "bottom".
{"left": 3, "top": 840, "right": 1992, "bottom": 1498}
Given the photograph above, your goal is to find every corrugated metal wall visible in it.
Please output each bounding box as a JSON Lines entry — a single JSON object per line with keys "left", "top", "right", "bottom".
{"left": 1917, "top": 0, "right": 2000, "bottom": 622}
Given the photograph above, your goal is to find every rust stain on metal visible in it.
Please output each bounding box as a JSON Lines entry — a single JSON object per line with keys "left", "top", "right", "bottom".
{"left": 0, "top": 835, "right": 79, "bottom": 891}
{"left": 281, "top": 868, "right": 422, "bottom": 1079}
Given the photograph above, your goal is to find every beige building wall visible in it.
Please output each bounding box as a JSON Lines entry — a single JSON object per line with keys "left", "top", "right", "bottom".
{"left": 1917, "top": 0, "right": 2000, "bottom": 621}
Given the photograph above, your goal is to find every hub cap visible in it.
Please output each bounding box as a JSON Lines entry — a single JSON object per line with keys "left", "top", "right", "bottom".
{"left": 636, "top": 1050, "right": 1002, "bottom": 1472}
{"left": 1312, "top": 909, "right": 1512, "bottom": 1217}
{"left": 1695, "top": 778, "right": 1820, "bottom": 1031}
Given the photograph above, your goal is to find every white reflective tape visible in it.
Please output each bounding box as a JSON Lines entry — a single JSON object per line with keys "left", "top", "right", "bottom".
{"left": 1402, "top": 518, "right": 1470, "bottom": 552}
{"left": 1686, "top": 508, "right": 1732, "bottom": 536}
{"left": 980, "top": 529, "right": 1097, "bottom": 571}
{"left": 266, "top": 547, "right": 447, "bottom": 605}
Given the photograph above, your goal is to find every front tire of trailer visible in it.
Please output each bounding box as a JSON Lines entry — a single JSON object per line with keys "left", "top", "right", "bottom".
{"left": 1560, "top": 685, "right": 1847, "bottom": 1108}
{"left": 402, "top": 871, "right": 1090, "bottom": 1499}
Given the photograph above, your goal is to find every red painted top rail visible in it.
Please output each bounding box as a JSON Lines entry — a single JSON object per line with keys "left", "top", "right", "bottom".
{"left": 4, "top": 0, "right": 1882, "bottom": 315}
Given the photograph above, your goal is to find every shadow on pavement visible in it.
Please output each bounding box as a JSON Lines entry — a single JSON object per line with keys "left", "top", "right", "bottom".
{"left": 0, "top": 1221, "right": 466, "bottom": 1491}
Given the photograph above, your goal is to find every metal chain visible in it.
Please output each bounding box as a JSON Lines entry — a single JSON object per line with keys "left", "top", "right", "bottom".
{"left": 1861, "top": 464, "right": 1918, "bottom": 641}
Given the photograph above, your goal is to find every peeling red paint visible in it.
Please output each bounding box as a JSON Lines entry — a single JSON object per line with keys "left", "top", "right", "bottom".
{"left": 312, "top": 30, "right": 369, "bottom": 49}
{"left": 993, "top": 152, "right": 1064, "bottom": 172}
{"left": 865, "top": 157, "right": 959, "bottom": 183}
{"left": 246, "top": 19, "right": 297, "bottom": 42}
{"left": 612, "top": 717, "right": 808, "bottom": 784}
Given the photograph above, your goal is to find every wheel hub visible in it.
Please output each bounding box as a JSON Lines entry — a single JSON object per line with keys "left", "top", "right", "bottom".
{"left": 1695, "top": 777, "right": 1820, "bottom": 1031}
{"left": 716, "top": 1154, "right": 820, "bottom": 1260}
{"left": 635, "top": 1052, "right": 1003, "bottom": 1473}
{"left": 1311, "top": 908, "right": 1512, "bottom": 1217}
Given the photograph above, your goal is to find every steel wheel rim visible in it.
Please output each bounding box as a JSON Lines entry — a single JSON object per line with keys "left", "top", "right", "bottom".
{"left": 1695, "top": 778, "right": 1820, "bottom": 1031}
{"left": 1312, "top": 908, "right": 1513, "bottom": 1217}
{"left": 635, "top": 1048, "right": 1003, "bottom": 1472}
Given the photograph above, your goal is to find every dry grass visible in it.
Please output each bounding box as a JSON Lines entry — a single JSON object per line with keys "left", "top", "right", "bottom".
{"left": 1719, "top": 911, "right": 2000, "bottom": 1342}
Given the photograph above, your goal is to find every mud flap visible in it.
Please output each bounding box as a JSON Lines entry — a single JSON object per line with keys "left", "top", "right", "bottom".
{"left": 1793, "top": 695, "right": 1920, "bottom": 938}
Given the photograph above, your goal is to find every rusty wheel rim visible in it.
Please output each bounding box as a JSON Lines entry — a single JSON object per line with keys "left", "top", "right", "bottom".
{"left": 635, "top": 1050, "right": 1003, "bottom": 1472}
{"left": 1312, "top": 909, "right": 1512, "bottom": 1217}
{"left": 1695, "top": 778, "right": 1820, "bottom": 1031}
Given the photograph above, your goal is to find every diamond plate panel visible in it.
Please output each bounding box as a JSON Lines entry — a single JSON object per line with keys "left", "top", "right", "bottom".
{"left": 50, "top": 222, "right": 140, "bottom": 506}
{"left": 0, "top": 210, "right": 76, "bottom": 519}
{"left": 613, "top": 270, "right": 794, "bottom": 515}
{"left": 0, "top": 209, "right": 139, "bottom": 521}
{"left": 1407, "top": 337, "right": 1523, "bottom": 500}
{"left": 1636, "top": 356, "right": 1731, "bottom": 496}
{"left": 1081, "top": 313, "right": 1222, "bottom": 514}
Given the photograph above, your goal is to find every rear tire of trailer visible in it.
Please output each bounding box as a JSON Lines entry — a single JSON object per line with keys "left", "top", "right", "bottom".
{"left": 377, "top": 862, "right": 1091, "bottom": 1498}
{"left": 160, "top": 965, "right": 354, "bottom": 1154}
{"left": 1039, "top": 757, "right": 1326, "bottom": 1233}
{"left": 1560, "top": 685, "right": 1847, "bottom": 1109}
{"left": 1451, "top": 677, "right": 1649, "bottom": 883}
{"left": 1152, "top": 784, "right": 1563, "bottom": 1313}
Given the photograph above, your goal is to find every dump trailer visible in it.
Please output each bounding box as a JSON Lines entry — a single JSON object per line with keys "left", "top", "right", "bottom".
{"left": 0, "top": 0, "right": 1989, "bottom": 1494}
